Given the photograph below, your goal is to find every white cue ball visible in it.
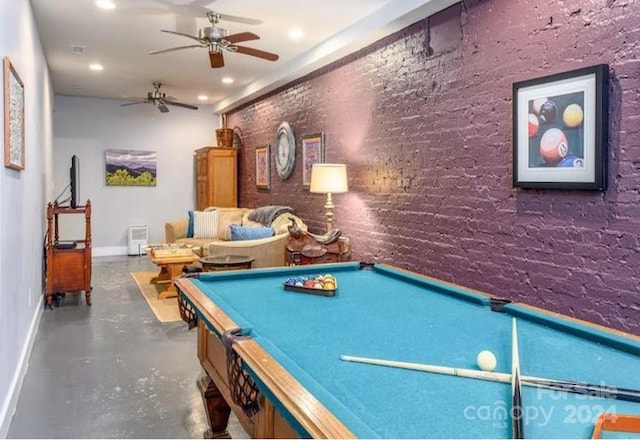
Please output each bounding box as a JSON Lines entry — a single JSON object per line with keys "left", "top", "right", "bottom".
{"left": 477, "top": 350, "right": 497, "bottom": 372}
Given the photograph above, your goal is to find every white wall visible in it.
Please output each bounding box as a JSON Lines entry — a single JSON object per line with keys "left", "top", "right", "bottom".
{"left": 53, "top": 96, "right": 219, "bottom": 255}
{"left": 0, "top": 0, "right": 53, "bottom": 436}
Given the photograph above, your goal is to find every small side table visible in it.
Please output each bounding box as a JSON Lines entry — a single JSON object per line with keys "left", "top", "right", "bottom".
{"left": 200, "top": 255, "right": 255, "bottom": 272}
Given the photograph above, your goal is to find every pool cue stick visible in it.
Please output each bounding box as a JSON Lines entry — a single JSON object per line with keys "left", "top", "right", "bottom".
{"left": 511, "top": 318, "right": 524, "bottom": 439}
{"left": 339, "top": 355, "right": 640, "bottom": 404}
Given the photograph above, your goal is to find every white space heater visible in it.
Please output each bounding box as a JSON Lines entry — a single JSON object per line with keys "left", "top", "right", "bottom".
{"left": 128, "top": 225, "right": 149, "bottom": 256}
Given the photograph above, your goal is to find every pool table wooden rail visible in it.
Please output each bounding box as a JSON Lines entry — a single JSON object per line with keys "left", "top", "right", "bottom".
{"left": 176, "top": 277, "right": 355, "bottom": 439}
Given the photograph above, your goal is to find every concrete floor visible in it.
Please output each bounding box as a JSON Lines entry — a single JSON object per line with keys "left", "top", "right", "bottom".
{"left": 8, "top": 255, "right": 248, "bottom": 439}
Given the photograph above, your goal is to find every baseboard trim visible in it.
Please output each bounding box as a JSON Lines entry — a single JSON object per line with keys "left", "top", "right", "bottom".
{"left": 0, "top": 297, "right": 43, "bottom": 438}
{"left": 93, "top": 246, "right": 127, "bottom": 257}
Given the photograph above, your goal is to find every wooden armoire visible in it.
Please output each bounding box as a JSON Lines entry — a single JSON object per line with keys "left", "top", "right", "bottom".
{"left": 195, "top": 147, "right": 238, "bottom": 210}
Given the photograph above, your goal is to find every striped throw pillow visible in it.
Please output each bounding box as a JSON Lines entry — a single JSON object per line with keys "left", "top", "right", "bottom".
{"left": 193, "top": 210, "right": 218, "bottom": 239}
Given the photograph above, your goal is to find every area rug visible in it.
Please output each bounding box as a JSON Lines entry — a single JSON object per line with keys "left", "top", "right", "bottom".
{"left": 130, "top": 271, "right": 182, "bottom": 323}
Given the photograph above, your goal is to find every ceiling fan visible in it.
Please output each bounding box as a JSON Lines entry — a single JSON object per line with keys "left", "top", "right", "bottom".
{"left": 149, "top": 11, "right": 279, "bottom": 69}
{"left": 120, "top": 82, "right": 198, "bottom": 113}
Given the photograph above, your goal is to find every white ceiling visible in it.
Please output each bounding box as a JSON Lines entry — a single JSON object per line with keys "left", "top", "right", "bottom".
{"left": 30, "top": 0, "right": 458, "bottom": 114}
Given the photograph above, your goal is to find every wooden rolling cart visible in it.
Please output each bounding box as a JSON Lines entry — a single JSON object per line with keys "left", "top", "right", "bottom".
{"left": 45, "top": 200, "right": 92, "bottom": 308}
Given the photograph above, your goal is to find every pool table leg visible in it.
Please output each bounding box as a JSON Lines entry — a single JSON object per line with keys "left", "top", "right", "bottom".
{"left": 198, "top": 374, "right": 232, "bottom": 439}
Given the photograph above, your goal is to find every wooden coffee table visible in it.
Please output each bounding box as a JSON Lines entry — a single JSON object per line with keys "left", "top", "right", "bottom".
{"left": 199, "top": 255, "right": 255, "bottom": 272}
{"left": 148, "top": 248, "right": 199, "bottom": 299}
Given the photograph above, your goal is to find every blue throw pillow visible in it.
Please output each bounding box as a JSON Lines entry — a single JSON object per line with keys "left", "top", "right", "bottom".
{"left": 230, "top": 225, "right": 274, "bottom": 241}
{"left": 187, "top": 210, "right": 194, "bottom": 238}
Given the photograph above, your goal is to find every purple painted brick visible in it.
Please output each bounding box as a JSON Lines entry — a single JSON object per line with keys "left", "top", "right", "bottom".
{"left": 227, "top": 0, "right": 640, "bottom": 335}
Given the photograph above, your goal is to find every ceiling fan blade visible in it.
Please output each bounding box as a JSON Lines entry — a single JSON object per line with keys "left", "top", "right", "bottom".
{"left": 210, "top": 51, "right": 224, "bottom": 68}
{"left": 234, "top": 46, "right": 279, "bottom": 62}
{"left": 217, "top": 12, "right": 262, "bottom": 25}
{"left": 225, "top": 32, "right": 260, "bottom": 44}
{"left": 164, "top": 100, "right": 199, "bottom": 110}
{"left": 157, "top": 103, "right": 170, "bottom": 113}
{"left": 160, "top": 29, "right": 203, "bottom": 43}
{"left": 120, "top": 100, "right": 149, "bottom": 107}
{"left": 149, "top": 44, "right": 203, "bottom": 55}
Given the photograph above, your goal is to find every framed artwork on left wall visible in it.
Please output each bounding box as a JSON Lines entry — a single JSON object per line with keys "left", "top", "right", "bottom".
{"left": 4, "top": 57, "right": 25, "bottom": 171}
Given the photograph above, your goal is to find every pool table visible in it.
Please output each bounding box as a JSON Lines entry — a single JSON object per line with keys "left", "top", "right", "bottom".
{"left": 175, "top": 262, "right": 640, "bottom": 439}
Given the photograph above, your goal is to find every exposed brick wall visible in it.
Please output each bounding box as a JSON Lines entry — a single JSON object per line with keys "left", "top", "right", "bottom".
{"left": 227, "top": 0, "right": 640, "bottom": 335}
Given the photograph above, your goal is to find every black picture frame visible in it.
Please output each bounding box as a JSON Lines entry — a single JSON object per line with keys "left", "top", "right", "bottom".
{"left": 512, "top": 64, "right": 608, "bottom": 190}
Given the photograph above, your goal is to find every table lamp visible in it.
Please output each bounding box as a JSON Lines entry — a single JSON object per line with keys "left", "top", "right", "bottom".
{"left": 310, "top": 164, "right": 348, "bottom": 232}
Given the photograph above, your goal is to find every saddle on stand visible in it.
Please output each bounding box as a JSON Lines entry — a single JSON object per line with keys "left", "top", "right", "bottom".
{"left": 286, "top": 218, "right": 351, "bottom": 265}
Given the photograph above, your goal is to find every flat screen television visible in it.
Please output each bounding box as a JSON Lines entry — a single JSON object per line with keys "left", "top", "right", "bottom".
{"left": 70, "top": 155, "right": 80, "bottom": 208}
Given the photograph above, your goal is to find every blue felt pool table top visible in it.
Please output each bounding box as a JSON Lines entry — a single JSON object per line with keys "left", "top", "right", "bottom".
{"left": 182, "top": 262, "right": 640, "bottom": 439}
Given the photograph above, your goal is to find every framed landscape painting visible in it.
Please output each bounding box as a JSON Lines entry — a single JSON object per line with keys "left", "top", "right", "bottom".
{"left": 512, "top": 64, "right": 608, "bottom": 190}
{"left": 256, "top": 145, "right": 270, "bottom": 189}
{"left": 105, "top": 149, "right": 157, "bottom": 186}
{"left": 302, "top": 132, "right": 325, "bottom": 188}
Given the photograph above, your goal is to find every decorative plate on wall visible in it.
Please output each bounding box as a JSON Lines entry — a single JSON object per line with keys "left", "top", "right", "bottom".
{"left": 274, "top": 122, "right": 295, "bottom": 179}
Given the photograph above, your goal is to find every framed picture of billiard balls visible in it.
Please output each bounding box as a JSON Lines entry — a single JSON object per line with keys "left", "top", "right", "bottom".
{"left": 301, "top": 132, "right": 325, "bottom": 188}
{"left": 512, "top": 64, "right": 609, "bottom": 190}
{"left": 255, "top": 145, "right": 271, "bottom": 190}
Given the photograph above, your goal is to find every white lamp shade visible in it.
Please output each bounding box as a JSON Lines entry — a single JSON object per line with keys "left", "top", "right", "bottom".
{"left": 310, "top": 164, "right": 348, "bottom": 194}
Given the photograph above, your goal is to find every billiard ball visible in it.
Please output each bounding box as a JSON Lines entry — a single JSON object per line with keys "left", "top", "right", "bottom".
{"left": 563, "top": 103, "right": 584, "bottom": 128}
{"left": 540, "top": 128, "right": 569, "bottom": 165}
{"left": 324, "top": 281, "right": 336, "bottom": 290}
{"left": 539, "top": 100, "right": 557, "bottom": 123}
{"left": 528, "top": 113, "right": 539, "bottom": 137}
{"left": 477, "top": 350, "right": 497, "bottom": 372}
{"left": 558, "top": 156, "right": 584, "bottom": 167}
{"left": 532, "top": 97, "right": 548, "bottom": 114}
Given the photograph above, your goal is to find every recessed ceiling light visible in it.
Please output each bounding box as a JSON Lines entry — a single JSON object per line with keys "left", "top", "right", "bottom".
{"left": 89, "top": 63, "right": 104, "bottom": 71}
{"left": 221, "top": 77, "right": 234, "bottom": 84}
{"left": 289, "top": 27, "right": 303, "bottom": 40}
{"left": 95, "top": 0, "right": 116, "bottom": 9}
{"left": 197, "top": 95, "right": 208, "bottom": 101}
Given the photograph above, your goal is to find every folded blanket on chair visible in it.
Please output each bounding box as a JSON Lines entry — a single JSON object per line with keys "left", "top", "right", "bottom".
{"left": 248, "top": 205, "right": 295, "bottom": 225}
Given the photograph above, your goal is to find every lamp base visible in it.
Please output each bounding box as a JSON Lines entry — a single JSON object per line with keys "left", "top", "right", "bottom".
{"left": 324, "top": 193, "right": 335, "bottom": 233}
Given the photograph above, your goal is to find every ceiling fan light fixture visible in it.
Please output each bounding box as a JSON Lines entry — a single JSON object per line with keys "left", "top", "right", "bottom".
{"left": 197, "top": 95, "right": 209, "bottom": 101}
{"left": 200, "top": 27, "right": 227, "bottom": 40}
